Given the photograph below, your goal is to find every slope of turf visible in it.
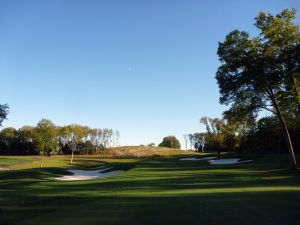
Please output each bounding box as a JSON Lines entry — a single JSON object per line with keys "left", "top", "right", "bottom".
{"left": 0, "top": 146, "right": 197, "bottom": 170}
{"left": 0, "top": 153, "right": 300, "bottom": 225}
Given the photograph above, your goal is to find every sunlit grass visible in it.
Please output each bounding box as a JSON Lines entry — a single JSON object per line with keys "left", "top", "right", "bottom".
{"left": 0, "top": 151, "right": 300, "bottom": 225}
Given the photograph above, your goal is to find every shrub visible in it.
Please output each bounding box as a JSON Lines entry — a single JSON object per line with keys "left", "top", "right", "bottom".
{"left": 159, "top": 136, "right": 181, "bottom": 149}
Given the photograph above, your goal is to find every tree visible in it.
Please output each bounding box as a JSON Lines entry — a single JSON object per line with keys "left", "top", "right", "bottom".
{"left": 188, "top": 134, "right": 195, "bottom": 150}
{"left": 90, "top": 128, "right": 104, "bottom": 149}
{"left": 18, "top": 126, "right": 36, "bottom": 154}
{"left": 159, "top": 136, "right": 181, "bottom": 149}
{"left": 59, "top": 124, "right": 88, "bottom": 163}
{"left": 193, "top": 133, "right": 206, "bottom": 152}
{"left": 222, "top": 123, "right": 241, "bottom": 152}
{"left": 216, "top": 9, "right": 299, "bottom": 169}
{"left": 147, "top": 143, "right": 155, "bottom": 147}
{"left": 108, "top": 129, "right": 113, "bottom": 147}
{"left": 200, "top": 117, "right": 224, "bottom": 155}
{"left": 246, "top": 116, "right": 283, "bottom": 153}
{"left": 254, "top": 9, "right": 300, "bottom": 112}
{"left": 183, "top": 134, "right": 188, "bottom": 150}
{"left": 103, "top": 128, "right": 111, "bottom": 148}
{"left": 0, "top": 104, "right": 9, "bottom": 127}
{"left": 88, "top": 128, "right": 98, "bottom": 150}
{"left": 35, "top": 119, "right": 57, "bottom": 167}
{"left": 115, "top": 130, "right": 120, "bottom": 147}
{"left": 0, "top": 127, "right": 17, "bottom": 155}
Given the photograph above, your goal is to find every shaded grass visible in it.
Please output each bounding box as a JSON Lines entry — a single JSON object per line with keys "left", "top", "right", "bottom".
{"left": 0, "top": 156, "right": 35, "bottom": 167}
{"left": 0, "top": 153, "right": 300, "bottom": 225}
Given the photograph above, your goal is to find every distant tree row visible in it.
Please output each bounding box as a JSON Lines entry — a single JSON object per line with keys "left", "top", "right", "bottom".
{"left": 0, "top": 118, "right": 120, "bottom": 165}
{"left": 190, "top": 116, "right": 300, "bottom": 155}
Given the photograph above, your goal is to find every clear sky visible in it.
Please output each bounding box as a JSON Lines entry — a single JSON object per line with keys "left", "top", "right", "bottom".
{"left": 0, "top": 0, "right": 299, "bottom": 146}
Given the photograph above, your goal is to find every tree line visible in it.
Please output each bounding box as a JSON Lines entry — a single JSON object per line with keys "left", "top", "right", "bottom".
{"left": 184, "top": 116, "right": 300, "bottom": 155}
{"left": 0, "top": 117, "right": 120, "bottom": 162}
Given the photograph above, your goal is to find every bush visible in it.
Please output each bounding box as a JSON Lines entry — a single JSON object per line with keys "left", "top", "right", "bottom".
{"left": 159, "top": 136, "right": 181, "bottom": 149}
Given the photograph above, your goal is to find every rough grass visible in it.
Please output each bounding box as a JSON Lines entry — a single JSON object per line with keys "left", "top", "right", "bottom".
{"left": 100, "top": 146, "right": 196, "bottom": 158}
{"left": 0, "top": 149, "right": 300, "bottom": 225}
{"left": 0, "top": 146, "right": 198, "bottom": 170}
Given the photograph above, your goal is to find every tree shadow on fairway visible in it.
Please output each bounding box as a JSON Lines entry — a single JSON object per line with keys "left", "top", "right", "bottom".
{"left": 1, "top": 155, "right": 300, "bottom": 225}
{"left": 1, "top": 189, "right": 300, "bottom": 225}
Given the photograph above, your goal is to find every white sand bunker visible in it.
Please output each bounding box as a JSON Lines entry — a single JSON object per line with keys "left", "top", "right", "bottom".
{"left": 180, "top": 157, "right": 216, "bottom": 161}
{"left": 0, "top": 166, "right": 10, "bottom": 171}
{"left": 209, "top": 158, "right": 252, "bottom": 165}
{"left": 55, "top": 167, "right": 124, "bottom": 181}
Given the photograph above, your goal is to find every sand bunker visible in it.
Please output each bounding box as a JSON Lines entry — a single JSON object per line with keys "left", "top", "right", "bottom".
{"left": 0, "top": 166, "right": 10, "bottom": 171}
{"left": 209, "top": 158, "right": 252, "bottom": 165}
{"left": 179, "top": 157, "right": 216, "bottom": 161}
{"left": 55, "top": 167, "right": 124, "bottom": 181}
{"left": 179, "top": 157, "right": 252, "bottom": 165}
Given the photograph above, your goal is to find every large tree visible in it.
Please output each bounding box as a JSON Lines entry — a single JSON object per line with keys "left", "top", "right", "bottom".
{"left": 216, "top": 8, "right": 299, "bottom": 169}
{"left": 0, "top": 104, "right": 9, "bottom": 127}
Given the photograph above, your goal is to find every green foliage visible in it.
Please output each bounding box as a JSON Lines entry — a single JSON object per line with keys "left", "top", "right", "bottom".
{"left": 217, "top": 8, "right": 300, "bottom": 118}
{"left": 187, "top": 133, "right": 206, "bottom": 151}
{"left": 159, "top": 136, "right": 181, "bottom": 149}
{"left": 35, "top": 119, "right": 57, "bottom": 155}
{"left": 0, "top": 127, "right": 17, "bottom": 154}
{"left": 0, "top": 104, "right": 9, "bottom": 127}
{"left": 0, "top": 119, "right": 118, "bottom": 156}
{"left": 200, "top": 117, "right": 225, "bottom": 154}
{"left": 216, "top": 8, "right": 300, "bottom": 169}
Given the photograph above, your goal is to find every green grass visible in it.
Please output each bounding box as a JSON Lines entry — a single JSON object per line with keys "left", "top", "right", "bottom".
{"left": 0, "top": 152, "right": 300, "bottom": 225}
{"left": 0, "top": 146, "right": 197, "bottom": 170}
{"left": 0, "top": 156, "right": 36, "bottom": 167}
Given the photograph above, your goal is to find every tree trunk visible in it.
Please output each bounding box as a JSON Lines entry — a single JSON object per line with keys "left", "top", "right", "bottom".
{"left": 40, "top": 153, "right": 43, "bottom": 168}
{"left": 271, "top": 94, "right": 298, "bottom": 170}
{"left": 7, "top": 143, "right": 10, "bottom": 155}
{"left": 217, "top": 135, "right": 221, "bottom": 155}
{"left": 277, "top": 113, "right": 297, "bottom": 169}
{"left": 71, "top": 151, "right": 74, "bottom": 164}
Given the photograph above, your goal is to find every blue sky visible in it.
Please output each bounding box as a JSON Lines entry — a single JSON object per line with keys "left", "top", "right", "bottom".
{"left": 0, "top": 0, "right": 299, "bottom": 146}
